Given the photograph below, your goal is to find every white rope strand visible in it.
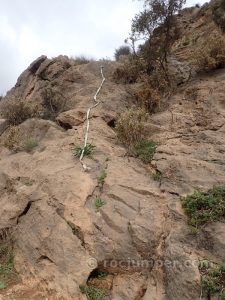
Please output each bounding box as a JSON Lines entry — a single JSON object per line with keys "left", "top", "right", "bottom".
{"left": 79, "top": 66, "right": 106, "bottom": 171}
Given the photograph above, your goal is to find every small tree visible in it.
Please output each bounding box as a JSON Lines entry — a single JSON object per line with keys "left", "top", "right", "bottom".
{"left": 129, "top": 0, "right": 185, "bottom": 76}
{"left": 114, "top": 45, "right": 131, "bottom": 61}
{"left": 212, "top": 0, "right": 225, "bottom": 32}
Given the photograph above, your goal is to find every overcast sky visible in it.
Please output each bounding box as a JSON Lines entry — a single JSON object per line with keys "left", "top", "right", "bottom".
{"left": 0, "top": 0, "right": 205, "bottom": 95}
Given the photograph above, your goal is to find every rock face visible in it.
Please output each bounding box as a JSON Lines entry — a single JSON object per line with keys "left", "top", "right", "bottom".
{"left": 168, "top": 57, "right": 191, "bottom": 85}
{"left": 0, "top": 32, "right": 225, "bottom": 300}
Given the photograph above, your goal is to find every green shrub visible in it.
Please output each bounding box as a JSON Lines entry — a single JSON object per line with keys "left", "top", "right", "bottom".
{"left": 96, "top": 271, "right": 108, "bottom": 278}
{"left": 202, "top": 275, "right": 221, "bottom": 294}
{"left": 95, "top": 196, "right": 105, "bottom": 211}
{"left": 73, "top": 143, "right": 96, "bottom": 158}
{"left": 97, "top": 170, "right": 107, "bottom": 188}
{"left": 23, "top": 138, "right": 38, "bottom": 153}
{"left": 0, "top": 233, "right": 17, "bottom": 289}
{"left": 199, "top": 260, "right": 225, "bottom": 298}
{"left": 153, "top": 170, "right": 162, "bottom": 181}
{"left": 134, "top": 140, "right": 157, "bottom": 163}
{"left": 114, "top": 45, "right": 131, "bottom": 61}
{"left": 199, "top": 259, "right": 212, "bottom": 269}
{"left": 72, "top": 55, "right": 93, "bottom": 65}
{"left": 219, "top": 263, "right": 225, "bottom": 272}
{"left": 181, "top": 186, "right": 225, "bottom": 227}
{"left": 79, "top": 284, "right": 109, "bottom": 300}
{"left": 0, "top": 255, "right": 14, "bottom": 275}
{"left": 115, "top": 107, "right": 148, "bottom": 152}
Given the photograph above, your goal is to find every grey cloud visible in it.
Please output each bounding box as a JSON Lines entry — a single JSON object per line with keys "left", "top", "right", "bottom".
{"left": 0, "top": 0, "right": 205, "bottom": 94}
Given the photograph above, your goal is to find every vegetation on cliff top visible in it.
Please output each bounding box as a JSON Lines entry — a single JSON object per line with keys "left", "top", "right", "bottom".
{"left": 181, "top": 186, "right": 225, "bottom": 227}
{"left": 199, "top": 260, "right": 225, "bottom": 299}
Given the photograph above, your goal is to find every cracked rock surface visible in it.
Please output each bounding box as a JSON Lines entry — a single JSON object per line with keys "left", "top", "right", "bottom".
{"left": 0, "top": 55, "right": 225, "bottom": 300}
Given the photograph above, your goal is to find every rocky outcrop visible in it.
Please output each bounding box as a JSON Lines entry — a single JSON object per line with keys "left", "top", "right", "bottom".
{"left": 0, "top": 52, "right": 225, "bottom": 300}
{"left": 168, "top": 57, "right": 192, "bottom": 85}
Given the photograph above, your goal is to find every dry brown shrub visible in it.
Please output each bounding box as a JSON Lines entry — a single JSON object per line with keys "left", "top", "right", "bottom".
{"left": 115, "top": 107, "right": 148, "bottom": 152}
{"left": 114, "top": 45, "right": 131, "bottom": 61}
{"left": 133, "top": 69, "right": 171, "bottom": 113}
{"left": 0, "top": 98, "right": 41, "bottom": 126}
{"left": 0, "top": 228, "right": 18, "bottom": 289}
{"left": 134, "top": 84, "right": 161, "bottom": 113}
{"left": 184, "top": 87, "right": 198, "bottom": 101}
{"left": 113, "top": 58, "right": 142, "bottom": 84}
{"left": 41, "top": 86, "right": 68, "bottom": 120}
{"left": 192, "top": 30, "right": 225, "bottom": 71}
{"left": 135, "top": 75, "right": 162, "bottom": 112}
{"left": 71, "top": 55, "right": 94, "bottom": 65}
{"left": 0, "top": 126, "right": 21, "bottom": 151}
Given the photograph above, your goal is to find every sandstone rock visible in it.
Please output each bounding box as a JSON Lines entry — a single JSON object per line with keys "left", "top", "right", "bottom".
{"left": 168, "top": 57, "right": 192, "bottom": 85}
{"left": 1, "top": 51, "right": 225, "bottom": 300}
{"left": 164, "top": 225, "right": 202, "bottom": 300}
{"left": 142, "top": 273, "right": 166, "bottom": 300}
{"left": 57, "top": 109, "right": 86, "bottom": 127}
{"left": 111, "top": 273, "right": 147, "bottom": 300}
{"left": 204, "top": 222, "right": 225, "bottom": 261}
{"left": 28, "top": 55, "right": 47, "bottom": 74}
{"left": 15, "top": 201, "right": 93, "bottom": 300}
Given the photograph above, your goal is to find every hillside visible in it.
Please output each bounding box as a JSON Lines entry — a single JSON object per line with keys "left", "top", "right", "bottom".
{"left": 0, "top": 2, "right": 225, "bottom": 300}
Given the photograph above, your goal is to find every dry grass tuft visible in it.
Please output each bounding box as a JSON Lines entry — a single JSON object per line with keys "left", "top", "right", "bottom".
{"left": 0, "top": 126, "right": 21, "bottom": 151}
{"left": 115, "top": 107, "right": 148, "bottom": 152}
{"left": 192, "top": 30, "right": 225, "bottom": 71}
{"left": 0, "top": 98, "right": 41, "bottom": 126}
